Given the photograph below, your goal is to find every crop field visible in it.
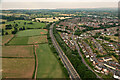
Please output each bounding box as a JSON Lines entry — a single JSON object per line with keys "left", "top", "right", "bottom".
{"left": 2, "top": 45, "right": 34, "bottom": 57}
{"left": 2, "top": 58, "right": 35, "bottom": 78}
{"left": 28, "top": 35, "right": 48, "bottom": 44}
{"left": 16, "top": 29, "right": 47, "bottom": 37}
{"left": 2, "top": 35, "right": 14, "bottom": 45}
{"left": 6, "top": 20, "right": 46, "bottom": 29}
{"left": 8, "top": 37, "right": 29, "bottom": 45}
{"left": 36, "top": 44, "right": 65, "bottom": 78}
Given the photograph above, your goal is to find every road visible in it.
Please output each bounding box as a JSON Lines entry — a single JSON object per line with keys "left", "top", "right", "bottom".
{"left": 49, "top": 23, "right": 81, "bottom": 80}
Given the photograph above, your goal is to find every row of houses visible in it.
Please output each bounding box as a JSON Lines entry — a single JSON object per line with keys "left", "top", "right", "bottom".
{"left": 79, "top": 39, "right": 120, "bottom": 79}
{"left": 60, "top": 32, "right": 76, "bottom": 50}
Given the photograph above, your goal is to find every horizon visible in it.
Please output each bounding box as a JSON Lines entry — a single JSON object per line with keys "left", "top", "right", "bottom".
{"left": 1, "top": 2, "right": 118, "bottom": 10}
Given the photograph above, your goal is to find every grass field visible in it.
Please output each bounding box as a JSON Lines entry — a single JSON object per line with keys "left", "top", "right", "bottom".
{"left": 6, "top": 20, "right": 46, "bottom": 29}
{"left": 36, "top": 44, "right": 65, "bottom": 78}
{"left": 28, "top": 35, "right": 48, "bottom": 44}
{"left": 8, "top": 37, "right": 29, "bottom": 45}
{"left": 2, "top": 20, "right": 46, "bottom": 35}
{"left": 2, "top": 58, "right": 35, "bottom": 78}
{"left": 2, "top": 35, "right": 14, "bottom": 45}
{"left": 2, "top": 45, "right": 34, "bottom": 57}
{"left": 16, "top": 29, "right": 47, "bottom": 37}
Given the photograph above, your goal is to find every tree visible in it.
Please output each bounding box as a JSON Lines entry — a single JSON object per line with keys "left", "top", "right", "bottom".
{"left": 104, "top": 28, "right": 107, "bottom": 31}
{"left": 5, "top": 32, "right": 8, "bottom": 35}
{"left": 117, "top": 29, "right": 119, "bottom": 31}
{"left": 23, "top": 26, "right": 25, "bottom": 30}
{"left": 15, "top": 24, "right": 18, "bottom": 27}
{"left": 28, "top": 22, "right": 33, "bottom": 24}
{"left": 12, "top": 27, "right": 18, "bottom": 34}
{"left": 114, "top": 33, "right": 118, "bottom": 36}
{"left": 2, "top": 29, "right": 4, "bottom": 35}
{"left": 53, "top": 17, "right": 55, "bottom": 19}
{"left": 5, "top": 24, "right": 12, "bottom": 30}
{"left": 19, "top": 28, "right": 23, "bottom": 31}
{"left": 24, "top": 22, "right": 26, "bottom": 25}
{"left": 38, "top": 20, "right": 40, "bottom": 22}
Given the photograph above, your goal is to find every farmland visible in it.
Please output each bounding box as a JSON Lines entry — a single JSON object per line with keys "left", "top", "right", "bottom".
{"left": 1, "top": 10, "right": 74, "bottom": 79}
{"left": 8, "top": 35, "right": 48, "bottom": 45}
{"left": 2, "top": 21, "right": 66, "bottom": 78}
{"left": 2, "top": 58, "right": 35, "bottom": 78}
{"left": 8, "top": 37, "right": 29, "bottom": 45}
{"left": 8, "top": 29, "right": 48, "bottom": 45}
{"left": 16, "top": 29, "right": 47, "bottom": 37}
{"left": 28, "top": 35, "right": 48, "bottom": 44}
{"left": 36, "top": 44, "right": 66, "bottom": 78}
{"left": 2, "top": 45, "right": 34, "bottom": 58}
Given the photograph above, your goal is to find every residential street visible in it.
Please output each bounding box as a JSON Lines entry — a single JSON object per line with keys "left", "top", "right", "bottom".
{"left": 72, "top": 31, "right": 103, "bottom": 80}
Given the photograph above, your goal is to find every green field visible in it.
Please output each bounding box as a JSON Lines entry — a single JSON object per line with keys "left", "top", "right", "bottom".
{"left": 8, "top": 37, "right": 28, "bottom": 45}
{"left": 16, "top": 29, "right": 47, "bottom": 37}
{"left": 2, "top": 45, "right": 34, "bottom": 57}
{"left": 36, "top": 44, "right": 65, "bottom": 78}
{"left": 2, "top": 58, "right": 35, "bottom": 78}
{"left": 6, "top": 20, "right": 46, "bottom": 29}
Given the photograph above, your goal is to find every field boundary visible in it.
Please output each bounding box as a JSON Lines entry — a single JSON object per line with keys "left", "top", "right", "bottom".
{"left": 2, "top": 35, "right": 14, "bottom": 45}
{"left": 0, "top": 57, "right": 34, "bottom": 58}
{"left": 32, "top": 45, "right": 38, "bottom": 79}
{"left": 6, "top": 42, "right": 48, "bottom": 46}
{"left": 4, "top": 35, "right": 15, "bottom": 46}
{"left": 15, "top": 34, "right": 47, "bottom": 38}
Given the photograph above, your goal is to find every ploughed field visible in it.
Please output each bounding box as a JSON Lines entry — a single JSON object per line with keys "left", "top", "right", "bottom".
{"left": 2, "top": 58, "right": 35, "bottom": 78}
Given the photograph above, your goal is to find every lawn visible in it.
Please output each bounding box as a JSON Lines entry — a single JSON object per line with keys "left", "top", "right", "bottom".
{"left": 36, "top": 44, "right": 66, "bottom": 78}
{"left": 28, "top": 35, "right": 48, "bottom": 44}
{"left": 2, "top": 45, "right": 34, "bottom": 58}
{"left": 2, "top": 35, "right": 14, "bottom": 45}
{"left": 8, "top": 37, "right": 28, "bottom": 45}
{"left": 16, "top": 29, "right": 47, "bottom": 37}
{"left": 6, "top": 20, "right": 46, "bottom": 29}
{"left": 2, "top": 58, "right": 35, "bottom": 78}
